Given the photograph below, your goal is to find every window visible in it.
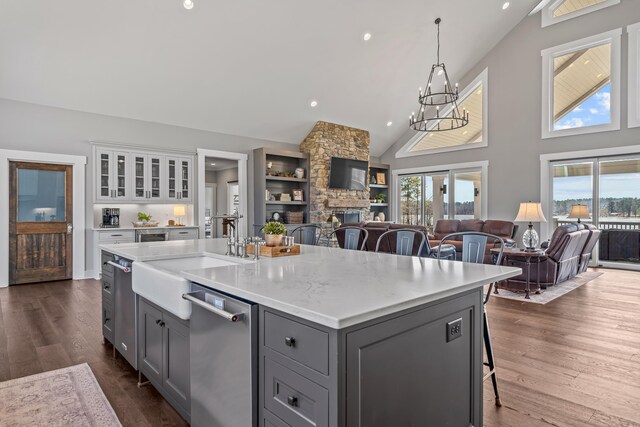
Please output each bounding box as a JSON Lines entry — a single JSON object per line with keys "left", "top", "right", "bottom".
{"left": 395, "top": 162, "right": 487, "bottom": 233}
{"left": 396, "top": 69, "right": 488, "bottom": 158}
{"left": 542, "top": 0, "right": 620, "bottom": 27}
{"left": 541, "top": 29, "right": 621, "bottom": 139}
{"left": 629, "top": 23, "right": 640, "bottom": 128}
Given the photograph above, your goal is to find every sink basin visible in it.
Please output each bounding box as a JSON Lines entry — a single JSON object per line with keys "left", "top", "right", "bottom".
{"left": 132, "top": 256, "right": 239, "bottom": 319}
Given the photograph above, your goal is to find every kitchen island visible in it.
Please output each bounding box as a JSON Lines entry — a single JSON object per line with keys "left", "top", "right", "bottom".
{"left": 100, "top": 238, "right": 520, "bottom": 427}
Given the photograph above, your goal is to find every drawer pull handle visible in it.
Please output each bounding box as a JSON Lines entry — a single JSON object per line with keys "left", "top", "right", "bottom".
{"left": 103, "top": 285, "right": 110, "bottom": 290}
{"left": 105, "top": 318, "right": 110, "bottom": 322}
{"left": 111, "top": 234, "right": 123, "bottom": 237}
{"left": 284, "top": 337, "right": 296, "bottom": 347}
{"left": 287, "top": 396, "right": 298, "bottom": 407}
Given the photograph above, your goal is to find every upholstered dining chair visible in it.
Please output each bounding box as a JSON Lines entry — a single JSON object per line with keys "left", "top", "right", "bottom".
{"left": 327, "top": 226, "right": 368, "bottom": 251}
{"left": 437, "top": 231, "right": 505, "bottom": 407}
{"left": 374, "top": 228, "right": 425, "bottom": 256}
{"left": 290, "top": 224, "right": 321, "bottom": 246}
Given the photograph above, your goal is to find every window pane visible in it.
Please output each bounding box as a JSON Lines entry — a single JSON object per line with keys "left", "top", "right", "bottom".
{"left": 551, "top": 162, "right": 593, "bottom": 231}
{"left": 425, "top": 174, "right": 449, "bottom": 227}
{"left": 553, "top": 43, "right": 611, "bottom": 130}
{"left": 411, "top": 83, "right": 483, "bottom": 152}
{"left": 454, "top": 170, "right": 481, "bottom": 219}
{"left": 399, "top": 176, "right": 422, "bottom": 226}
{"left": 553, "top": 0, "right": 608, "bottom": 17}
{"left": 17, "top": 169, "right": 66, "bottom": 222}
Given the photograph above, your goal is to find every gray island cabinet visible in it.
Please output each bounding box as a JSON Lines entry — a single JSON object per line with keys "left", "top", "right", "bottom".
{"left": 257, "top": 290, "right": 482, "bottom": 427}
{"left": 100, "top": 239, "right": 520, "bottom": 427}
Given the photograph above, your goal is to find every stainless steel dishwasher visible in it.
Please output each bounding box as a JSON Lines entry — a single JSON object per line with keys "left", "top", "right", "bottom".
{"left": 108, "top": 256, "right": 137, "bottom": 370}
{"left": 183, "top": 283, "right": 258, "bottom": 427}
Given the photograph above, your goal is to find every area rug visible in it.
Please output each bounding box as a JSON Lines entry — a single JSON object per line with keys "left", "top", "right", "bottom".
{"left": 0, "top": 363, "right": 121, "bottom": 426}
{"left": 490, "top": 271, "right": 603, "bottom": 304}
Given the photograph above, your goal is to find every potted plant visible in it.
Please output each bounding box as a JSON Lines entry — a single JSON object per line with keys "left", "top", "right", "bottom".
{"left": 137, "top": 212, "right": 152, "bottom": 223}
{"left": 263, "top": 221, "right": 287, "bottom": 246}
{"left": 374, "top": 194, "right": 386, "bottom": 204}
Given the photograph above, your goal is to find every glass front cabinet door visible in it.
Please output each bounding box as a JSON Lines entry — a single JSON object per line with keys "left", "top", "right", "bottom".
{"left": 131, "top": 154, "right": 164, "bottom": 202}
{"left": 95, "top": 149, "right": 130, "bottom": 201}
{"left": 166, "top": 156, "right": 192, "bottom": 202}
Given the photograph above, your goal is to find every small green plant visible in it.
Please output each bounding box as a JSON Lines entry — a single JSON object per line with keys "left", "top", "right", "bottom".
{"left": 263, "top": 221, "right": 286, "bottom": 235}
{"left": 374, "top": 194, "right": 386, "bottom": 203}
{"left": 137, "top": 212, "right": 153, "bottom": 222}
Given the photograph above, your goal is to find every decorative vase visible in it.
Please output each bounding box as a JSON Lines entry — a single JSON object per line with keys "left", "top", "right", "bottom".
{"left": 378, "top": 212, "right": 386, "bottom": 222}
{"left": 265, "top": 234, "right": 284, "bottom": 247}
{"left": 295, "top": 168, "right": 305, "bottom": 179}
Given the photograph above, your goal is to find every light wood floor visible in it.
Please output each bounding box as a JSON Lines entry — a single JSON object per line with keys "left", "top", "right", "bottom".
{"left": 0, "top": 268, "right": 638, "bottom": 426}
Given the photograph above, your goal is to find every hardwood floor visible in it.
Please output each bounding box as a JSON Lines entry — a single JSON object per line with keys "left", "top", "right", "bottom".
{"left": 0, "top": 268, "right": 638, "bottom": 426}
{"left": 484, "top": 268, "right": 640, "bottom": 427}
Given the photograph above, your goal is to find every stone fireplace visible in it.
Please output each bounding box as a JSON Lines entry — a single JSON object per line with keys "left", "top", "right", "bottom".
{"left": 300, "top": 121, "right": 371, "bottom": 224}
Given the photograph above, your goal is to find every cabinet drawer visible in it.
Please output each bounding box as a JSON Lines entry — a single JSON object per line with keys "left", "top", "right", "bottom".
{"left": 98, "top": 230, "right": 135, "bottom": 242}
{"left": 168, "top": 228, "right": 198, "bottom": 240}
{"left": 101, "top": 252, "right": 115, "bottom": 278}
{"left": 264, "top": 358, "right": 329, "bottom": 427}
{"left": 102, "top": 276, "right": 114, "bottom": 302}
{"left": 102, "top": 301, "right": 114, "bottom": 344}
{"left": 263, "top": 409, "right": 290, "bottom": 427}
{"left": 264, "top": 312, "right": 329, "bottom": 375}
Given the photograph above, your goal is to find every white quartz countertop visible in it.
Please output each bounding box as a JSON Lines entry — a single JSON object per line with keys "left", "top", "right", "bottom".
{"left": 99, "top": 239, "right": 521, "bottom": 329}
{"left": 94, "top": 225, "right": 199, "bottom": 231}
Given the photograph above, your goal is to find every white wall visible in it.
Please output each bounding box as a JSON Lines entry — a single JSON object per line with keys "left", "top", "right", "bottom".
{"left": 0, "top": 98, "right": 298, "bottom": 277}
{"left": 381, "top": 2, "right": 640, "bottom": 239}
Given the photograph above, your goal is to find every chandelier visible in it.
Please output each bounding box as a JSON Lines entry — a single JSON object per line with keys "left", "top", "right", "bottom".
{"left": 409, "top": 18, "right": 469, "bottom": 132}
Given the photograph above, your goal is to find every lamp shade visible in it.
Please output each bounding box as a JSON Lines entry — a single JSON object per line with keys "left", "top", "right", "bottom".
{"left": 569, "top": 204, "right": 590, "bottom": 219}
{"left": 173, "top": 205, "right": 186, "bottom": 217}
{"left": 514, "top": 202, "right": 547, "bottom": 223}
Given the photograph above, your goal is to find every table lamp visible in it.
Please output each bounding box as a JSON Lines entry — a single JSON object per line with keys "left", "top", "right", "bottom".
{"left": 174, "top": 205, "right": 186, "bottom": 226}
{"left": 514, "top": 201, "right": 547, "bottom": 251}
{"left": 568, "top": 204, "right": 590, "bottom": 224}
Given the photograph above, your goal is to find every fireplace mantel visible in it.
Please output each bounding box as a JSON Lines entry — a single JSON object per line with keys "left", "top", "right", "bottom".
{"left": 326, "top": 199, "right": 370, "bottom": 209}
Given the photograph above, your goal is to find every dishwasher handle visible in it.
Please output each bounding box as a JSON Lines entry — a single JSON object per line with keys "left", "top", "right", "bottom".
{"left": 182, "top": 292, "right": 244, "bottom": 322}
{"left": 107, "top": 260, "right": 131, "bottom": 273}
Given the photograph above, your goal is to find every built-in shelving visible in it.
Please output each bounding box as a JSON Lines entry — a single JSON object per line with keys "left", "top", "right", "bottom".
{"left": 253, "top": 147, "right": 310, "bottom": 228}
{"left": 369, "top": 162, "right": 390, "bottom": 221}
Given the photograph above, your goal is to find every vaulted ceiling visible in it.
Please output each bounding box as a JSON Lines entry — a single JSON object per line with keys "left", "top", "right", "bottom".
{"left": 0, "top": 0, "right": 538, "bottom": 156}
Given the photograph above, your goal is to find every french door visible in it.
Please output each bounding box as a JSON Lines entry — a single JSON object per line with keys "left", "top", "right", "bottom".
{"left": 399, "top": 168, "right": 483, "bottom": 233}
{"left": 9, "top": 162, "right": 73, "bottom": 284}
{"left": 550, "top": 155, "right": 640, "bottom": 268}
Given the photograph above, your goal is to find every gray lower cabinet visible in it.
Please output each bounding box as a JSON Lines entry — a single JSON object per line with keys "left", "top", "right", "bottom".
{"left": 138, "top": 297, "right": 190, "bottom": 422}
{"left": 101, "top": 253, "right": 115, "bottom": 345}
{"left": 259, "top": 290, "right": 483, "bottom": 427}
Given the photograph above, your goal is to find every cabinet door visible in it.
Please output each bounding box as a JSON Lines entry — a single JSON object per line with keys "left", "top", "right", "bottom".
{"left": 166, "top": 158, "right": 179, "bottom": 201}
{"left": 96, "top": 149, "right": 113, "bottom": 201}
{"left": 132, "top": 154, "right": 148, "bottom": 201}
{"left": 139, "top": 299, "right": 164, "bottom": 384}
{"left": 178, "top": 158, "right": 192, "bottom": 202}
{"left": 112, "top": 151, "right": 130, "bottom": 200}
{"left": 148, "top": 155, "right": 163, "bottom": 201}
{"left": 163, "top": 313, "right": 190, "bottom": 412}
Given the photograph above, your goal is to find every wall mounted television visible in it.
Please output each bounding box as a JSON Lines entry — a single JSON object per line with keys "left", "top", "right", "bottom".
{"left": 328, "top": 157, "right": 368, "bottom": 190}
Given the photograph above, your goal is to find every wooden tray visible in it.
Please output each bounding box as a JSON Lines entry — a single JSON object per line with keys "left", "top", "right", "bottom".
{"left": 247, "top": 244, "right": 300, "bottom": 257}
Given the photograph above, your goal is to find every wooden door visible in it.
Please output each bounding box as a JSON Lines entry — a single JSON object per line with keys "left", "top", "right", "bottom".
{"left": 9, "top": 162, "right": 73, "bottom": 284}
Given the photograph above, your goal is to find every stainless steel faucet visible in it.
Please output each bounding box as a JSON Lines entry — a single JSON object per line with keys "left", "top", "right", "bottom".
{"left": 226, "top": 236, "right": 236, "bottom": 256}
{"left": 252, "top": 237, "right": 264, "bottom": 261}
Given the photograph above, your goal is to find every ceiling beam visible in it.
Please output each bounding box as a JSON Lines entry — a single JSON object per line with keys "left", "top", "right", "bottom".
{"left": 554, "top": 49, "right": 588, "bottom": 76}
{"left": 554, "top": 76, "right": 611, "bottom": 122}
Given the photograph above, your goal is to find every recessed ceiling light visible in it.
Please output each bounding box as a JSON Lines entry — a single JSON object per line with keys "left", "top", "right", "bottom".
{"left": 310, "top": 100, "right": 318, "bottom": 107}
{"left": 363, "top": 33, "right": 372, "bottom": 41}
{"left": 386, "top": 121, "right": 393, "bottom": 127}
{"left": 583, "top": 59, "right": 590, "bottom": 65}
{"left": 596, "top": 73, "right": 603, "bottom": 78}
{"left": 476, "top": 89, "right": 482, "bottom": 95}
{"left": 210, "top": 163, "right": 216, "bottom": 166}
{"left": 502, "top": 1, "right": 510, "bottom": 10}
{"left": 183, "top": 0, "right": 194, "bottom": 9}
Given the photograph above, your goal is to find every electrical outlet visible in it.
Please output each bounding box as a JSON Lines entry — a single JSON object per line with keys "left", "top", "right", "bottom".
{"left": 446, "top": 318, "right": 462, "bottom": 342}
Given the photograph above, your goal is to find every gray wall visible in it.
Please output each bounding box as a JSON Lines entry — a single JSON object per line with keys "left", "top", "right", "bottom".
{"left": 380, "top": 2, "right": 640, "bottom": 238}
{"left": 0, "top": 98, "right": 298, "bottom": 274}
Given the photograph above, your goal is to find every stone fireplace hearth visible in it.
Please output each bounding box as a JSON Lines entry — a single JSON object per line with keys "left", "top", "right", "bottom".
{"left": 300, "top": 121, "right": 371, "bottom": 224}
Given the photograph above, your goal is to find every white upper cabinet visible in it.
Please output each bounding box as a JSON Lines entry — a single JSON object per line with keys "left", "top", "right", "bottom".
{"left": 166, "top": 156, "right": 193, "bottom": 202}
{"left": 131, "top": 153, "right": 164, "bottom": 202}
{"left": 94, "top": 147, "right": 193, "bottom": 203}
{"left": 95, "top": 149, "right": 131, "bottom": 201}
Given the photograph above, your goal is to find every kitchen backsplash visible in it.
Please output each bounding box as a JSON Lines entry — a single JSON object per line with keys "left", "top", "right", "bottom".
{"left": 93, "top": 204, "right": 195, "bottom": 228}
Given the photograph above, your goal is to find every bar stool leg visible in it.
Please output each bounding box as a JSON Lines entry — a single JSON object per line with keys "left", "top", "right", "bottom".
{"left": 483, "top": 307, "right": 502, "bottom": 407}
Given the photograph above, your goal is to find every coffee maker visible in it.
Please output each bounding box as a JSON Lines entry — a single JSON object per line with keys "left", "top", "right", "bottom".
{"left": 101, "top": 208, "right": 120, "bottom": 228}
